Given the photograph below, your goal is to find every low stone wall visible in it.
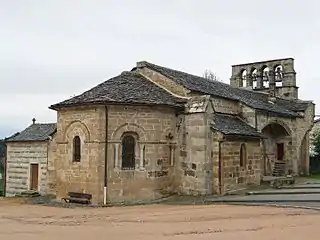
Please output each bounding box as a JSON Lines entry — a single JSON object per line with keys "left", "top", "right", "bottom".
{"left": 220, "top": 140, "right": 262, "bottom": 193}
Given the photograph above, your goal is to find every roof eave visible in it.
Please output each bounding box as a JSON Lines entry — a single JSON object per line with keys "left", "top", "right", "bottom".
{"left": 49, "top": 101, "right": 185, "bottom": 111}
{"left": 210, "top": 126, "right": 263, "bottom": 139}
{"left": 6, "top": 139, "right": 50, "bottom": 143}
{"left": 223, "top": 134, "right": 263, "bottom": 140}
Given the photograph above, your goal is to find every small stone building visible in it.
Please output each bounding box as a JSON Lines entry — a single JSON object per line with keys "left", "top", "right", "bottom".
{"left": 5, "top": 121, "right": 56, "bottom": 196}
{"left": 48, "top": 58, "right": 314, "bottom": 205}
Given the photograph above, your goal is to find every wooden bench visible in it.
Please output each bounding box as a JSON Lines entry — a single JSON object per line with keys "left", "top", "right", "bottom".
{"left": 62, "top": 192, "right": 92, "bottom": 205}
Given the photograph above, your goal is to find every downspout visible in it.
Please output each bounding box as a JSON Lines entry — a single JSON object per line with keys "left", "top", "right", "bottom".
{"left": 104, "top": 105, "right": 109, "bottom": 205}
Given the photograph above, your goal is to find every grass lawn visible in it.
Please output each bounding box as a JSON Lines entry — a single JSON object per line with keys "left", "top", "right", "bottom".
{"left": 307, "top": 173, "right": 320, "bottom": 179}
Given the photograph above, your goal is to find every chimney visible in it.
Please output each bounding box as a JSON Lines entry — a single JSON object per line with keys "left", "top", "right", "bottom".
{"left": 32, "top": 118, "right": 36, "bottom": 124}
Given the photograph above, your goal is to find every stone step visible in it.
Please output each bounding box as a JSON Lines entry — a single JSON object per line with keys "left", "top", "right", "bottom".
{"left": 246, "top": 188, "right": 320, "bottom": 195}
{"left": 205, "top": 194, "right": 320, "bottom": 203}
{"left": 16, "top": 190, "right": 41, "bottom": 198}
{"left": 281, "top": 184, "right": 320, "bottom": 189}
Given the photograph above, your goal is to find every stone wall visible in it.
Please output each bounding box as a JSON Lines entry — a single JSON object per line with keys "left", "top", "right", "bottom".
{"left": 46, "top": 133, "right": 58, "bottom": 195}
{"left": 52, "top": 106, "right": 106, "bottom": 204}
{"left": 211, "top": 97, "right": 240, "bottom": 115}
{"left": 52, "top": 104, "right": 180, "bottom": 204}
{"left": 6, "top": 142, "right": 48, "bottom": 196}
{"left": 107, "top": 105, "right": 178, "bottom": 203}
{"left": 241, "top": 104, "right": 256, "bottom": 128}
{"left": 211, "top": 131, "right": 223, "bottom": 194}
{"left": 178, "top": 112, "right": 211, "bottom": 195}
{"left": 220, "top": 139, "right": 262, "bottom": 193}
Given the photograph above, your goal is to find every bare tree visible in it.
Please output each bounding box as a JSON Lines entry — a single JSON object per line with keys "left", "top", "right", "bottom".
{"left": 203, "top": 69, "right": 221, "bottom": 82}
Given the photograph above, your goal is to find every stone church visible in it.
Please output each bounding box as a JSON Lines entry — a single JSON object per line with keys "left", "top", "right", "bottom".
{"left": 47, "top": 58, "right": 314, "bottom": 204}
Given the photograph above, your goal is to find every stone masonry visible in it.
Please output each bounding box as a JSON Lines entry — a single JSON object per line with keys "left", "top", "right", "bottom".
{"left": 47, "top": 58, "right": 314, "bottom": 204}
{"left": 6, "top": 142, "right": 48, "bottom": 196}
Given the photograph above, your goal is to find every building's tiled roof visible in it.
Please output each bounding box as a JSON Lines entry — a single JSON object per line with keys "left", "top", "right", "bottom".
{"left": 211, "top": 114, "right": 263, "bottom": 138}
{"left": 6, "top": 123, "right": 56, "bottom": 142}
{"left": 135, "top": 61, "right": 309, "bottom": 117}
{"left": 275, "top": 98, "right": 311, "bottom": 112}
{"left": 50, "top": 71, "right": 186, "bottom": 110}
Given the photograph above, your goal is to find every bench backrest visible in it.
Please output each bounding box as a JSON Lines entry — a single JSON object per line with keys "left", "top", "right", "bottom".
{"left": 68, "top": 192, "right": 92, "bottom": 199}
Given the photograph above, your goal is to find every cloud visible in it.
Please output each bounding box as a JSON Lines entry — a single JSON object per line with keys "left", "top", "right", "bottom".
{"left": 0, "top": 0, "right": 319, "bottom": 138}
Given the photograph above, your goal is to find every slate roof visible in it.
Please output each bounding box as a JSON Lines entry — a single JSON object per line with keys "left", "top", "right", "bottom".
{"left": 6, "top": 123, "right": 57, "bottom": 142}
{"left": 50, "top": 71, "right": 186, "bottom": 110}
{"left": 211, "top": 114, "right": 263, "bottom": 138}
{"left": 135, "top": 61, "right": 310, "bottom": 117}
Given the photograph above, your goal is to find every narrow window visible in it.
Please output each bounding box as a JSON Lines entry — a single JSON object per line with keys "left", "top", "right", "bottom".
{"left": 122, "top": 135, "right": 135, "bottom": 169}
{"left": 143, "top": 145, "right": 146, "bottom": 167}
{"left": 73, "top": 136, "right": 81, "bottom": 162}
{"left": 240, "top": 143, "right": 246, "bottom": 167}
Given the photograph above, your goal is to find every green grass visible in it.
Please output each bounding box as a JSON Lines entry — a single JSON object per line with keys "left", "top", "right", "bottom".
{"left": 307, "top": 173, "right": 320, "bottom": 179}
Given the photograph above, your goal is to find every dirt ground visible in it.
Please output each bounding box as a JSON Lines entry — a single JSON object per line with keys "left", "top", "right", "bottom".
{"left": 1, "top": 198, "right": 320, "bottom": 240}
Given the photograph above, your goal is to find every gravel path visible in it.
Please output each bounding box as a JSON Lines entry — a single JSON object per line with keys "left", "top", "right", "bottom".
{"left": 1, "top": 199, "right": 320, "bottom": 240}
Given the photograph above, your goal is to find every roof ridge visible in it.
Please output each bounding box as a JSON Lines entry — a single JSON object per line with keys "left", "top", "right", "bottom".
{"left": 138, "top": 61, "right": 305, "bottom": 116}
{"left": 138, "top": 61, "right": 253, "bottom": 90}
{"left": 138, "top": 61, "right": 302, "bottom": 101}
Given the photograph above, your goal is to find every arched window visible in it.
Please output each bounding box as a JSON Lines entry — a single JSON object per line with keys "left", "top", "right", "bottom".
{"left": 262, "top": 66, "right": 270, "bottom": 88}
{"left": 251, "top": 69, "right": 258, "bottom": 89}
{"left": 274, "top": 65, "right": 283, "bottom": 87}
{"left": 241, "top": 69, "right": 247, "bottom": 87}
{"left": 240, "top": 143, "right": 247, "bottom": 167}
{"left": 122, "top": 135, "right": 135, "bottom": 169}
{"left": 73, "top": 136, "right": 81, "bottom": 162}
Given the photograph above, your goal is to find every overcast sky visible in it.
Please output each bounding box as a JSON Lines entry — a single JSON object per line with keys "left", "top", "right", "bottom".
{"left": 0, "top": 0, "right": 319, "bottom": 138}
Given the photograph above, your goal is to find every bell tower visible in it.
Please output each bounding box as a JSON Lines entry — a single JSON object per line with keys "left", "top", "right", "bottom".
{"left": 230, "top": 58, "right": 298, "bottom": 100}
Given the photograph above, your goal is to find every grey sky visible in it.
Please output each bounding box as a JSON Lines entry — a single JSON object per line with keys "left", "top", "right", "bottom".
{"left": 0, "top": 0, "right": 319, "bottom": 138}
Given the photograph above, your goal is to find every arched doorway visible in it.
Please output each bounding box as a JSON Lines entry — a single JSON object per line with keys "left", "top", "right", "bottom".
{"left": 261, "top": 122, "right": 291, "bottom": 176}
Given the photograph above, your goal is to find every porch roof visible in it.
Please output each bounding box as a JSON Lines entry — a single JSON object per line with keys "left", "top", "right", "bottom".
{"left": 211, "top": 114, "right": 263, "bottom": 138}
